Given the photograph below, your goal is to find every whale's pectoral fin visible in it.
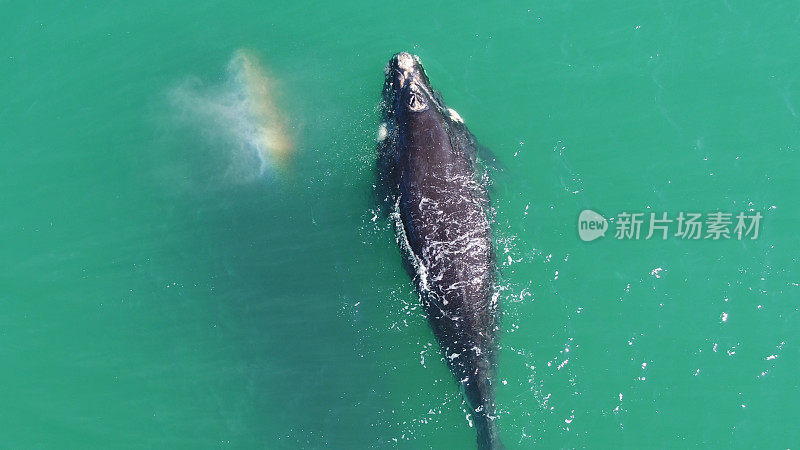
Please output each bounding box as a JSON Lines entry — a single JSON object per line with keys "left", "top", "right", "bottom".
{"left": 445, "top": 114, "right": 505, "bottom": 172}
{"left": 476, "top": 142, "right": 506, "bottom": 172}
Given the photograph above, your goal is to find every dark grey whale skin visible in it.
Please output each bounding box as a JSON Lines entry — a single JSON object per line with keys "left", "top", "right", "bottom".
{"left": 376, "top": 52, "right": 502, "bottom": 450}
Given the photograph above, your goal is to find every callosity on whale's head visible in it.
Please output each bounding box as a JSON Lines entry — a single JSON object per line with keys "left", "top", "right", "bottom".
{"left": 382, "top": 52, "right": 442, "bottom": 116}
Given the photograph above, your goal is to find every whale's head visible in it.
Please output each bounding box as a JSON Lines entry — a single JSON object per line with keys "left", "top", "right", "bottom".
{"left": 382, "top": 52, "right": 441, "bottom": 117}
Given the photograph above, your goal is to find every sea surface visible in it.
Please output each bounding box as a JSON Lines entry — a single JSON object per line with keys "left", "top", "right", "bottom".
{"left": 2, "top": 1, "right": 799, "bottom": 448}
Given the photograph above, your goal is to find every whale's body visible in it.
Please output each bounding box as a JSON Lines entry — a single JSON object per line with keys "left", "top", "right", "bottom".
{"left": 377, "top": 52, "right": 502, "bottom": 450}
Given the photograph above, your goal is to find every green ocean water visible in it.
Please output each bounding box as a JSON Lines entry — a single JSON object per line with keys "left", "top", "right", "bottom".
{"left": 2, "top": 1, "right": 799, "bottom": 448}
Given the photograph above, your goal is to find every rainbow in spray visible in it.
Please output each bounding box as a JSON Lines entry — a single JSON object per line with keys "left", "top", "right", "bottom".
{"left": 228, "top": 49, "right": 293, "bottom": 172}
{"left": 170, "top": 49, "right": 294, "bottom": 181}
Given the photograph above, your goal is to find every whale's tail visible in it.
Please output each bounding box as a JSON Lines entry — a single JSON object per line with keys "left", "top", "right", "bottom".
{"left": 463, "top": 358, "right": 504, "bottom": 450}
{"left": 475, "top": 412, "right": 504, "bottom": 450}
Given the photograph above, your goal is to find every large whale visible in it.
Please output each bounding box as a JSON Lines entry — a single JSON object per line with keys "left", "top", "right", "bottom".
{"left": 376, "top": 52, "right": 502, "bottom": 450}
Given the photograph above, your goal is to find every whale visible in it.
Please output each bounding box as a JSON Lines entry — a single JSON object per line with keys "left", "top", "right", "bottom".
{"left": 376, "top": 52, "right": 502, "bottom": 450}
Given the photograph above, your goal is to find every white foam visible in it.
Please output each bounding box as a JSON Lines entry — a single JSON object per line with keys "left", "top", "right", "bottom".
{"left": 377, "top": 122, "right": 388, "bottom": 141}
{"left": 448, "top": 108, "right": 464, "bottom": 123}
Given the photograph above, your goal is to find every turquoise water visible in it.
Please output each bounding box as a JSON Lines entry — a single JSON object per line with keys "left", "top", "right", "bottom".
{"left": 3, "top": 1, "right": 799, "bottom": 448}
